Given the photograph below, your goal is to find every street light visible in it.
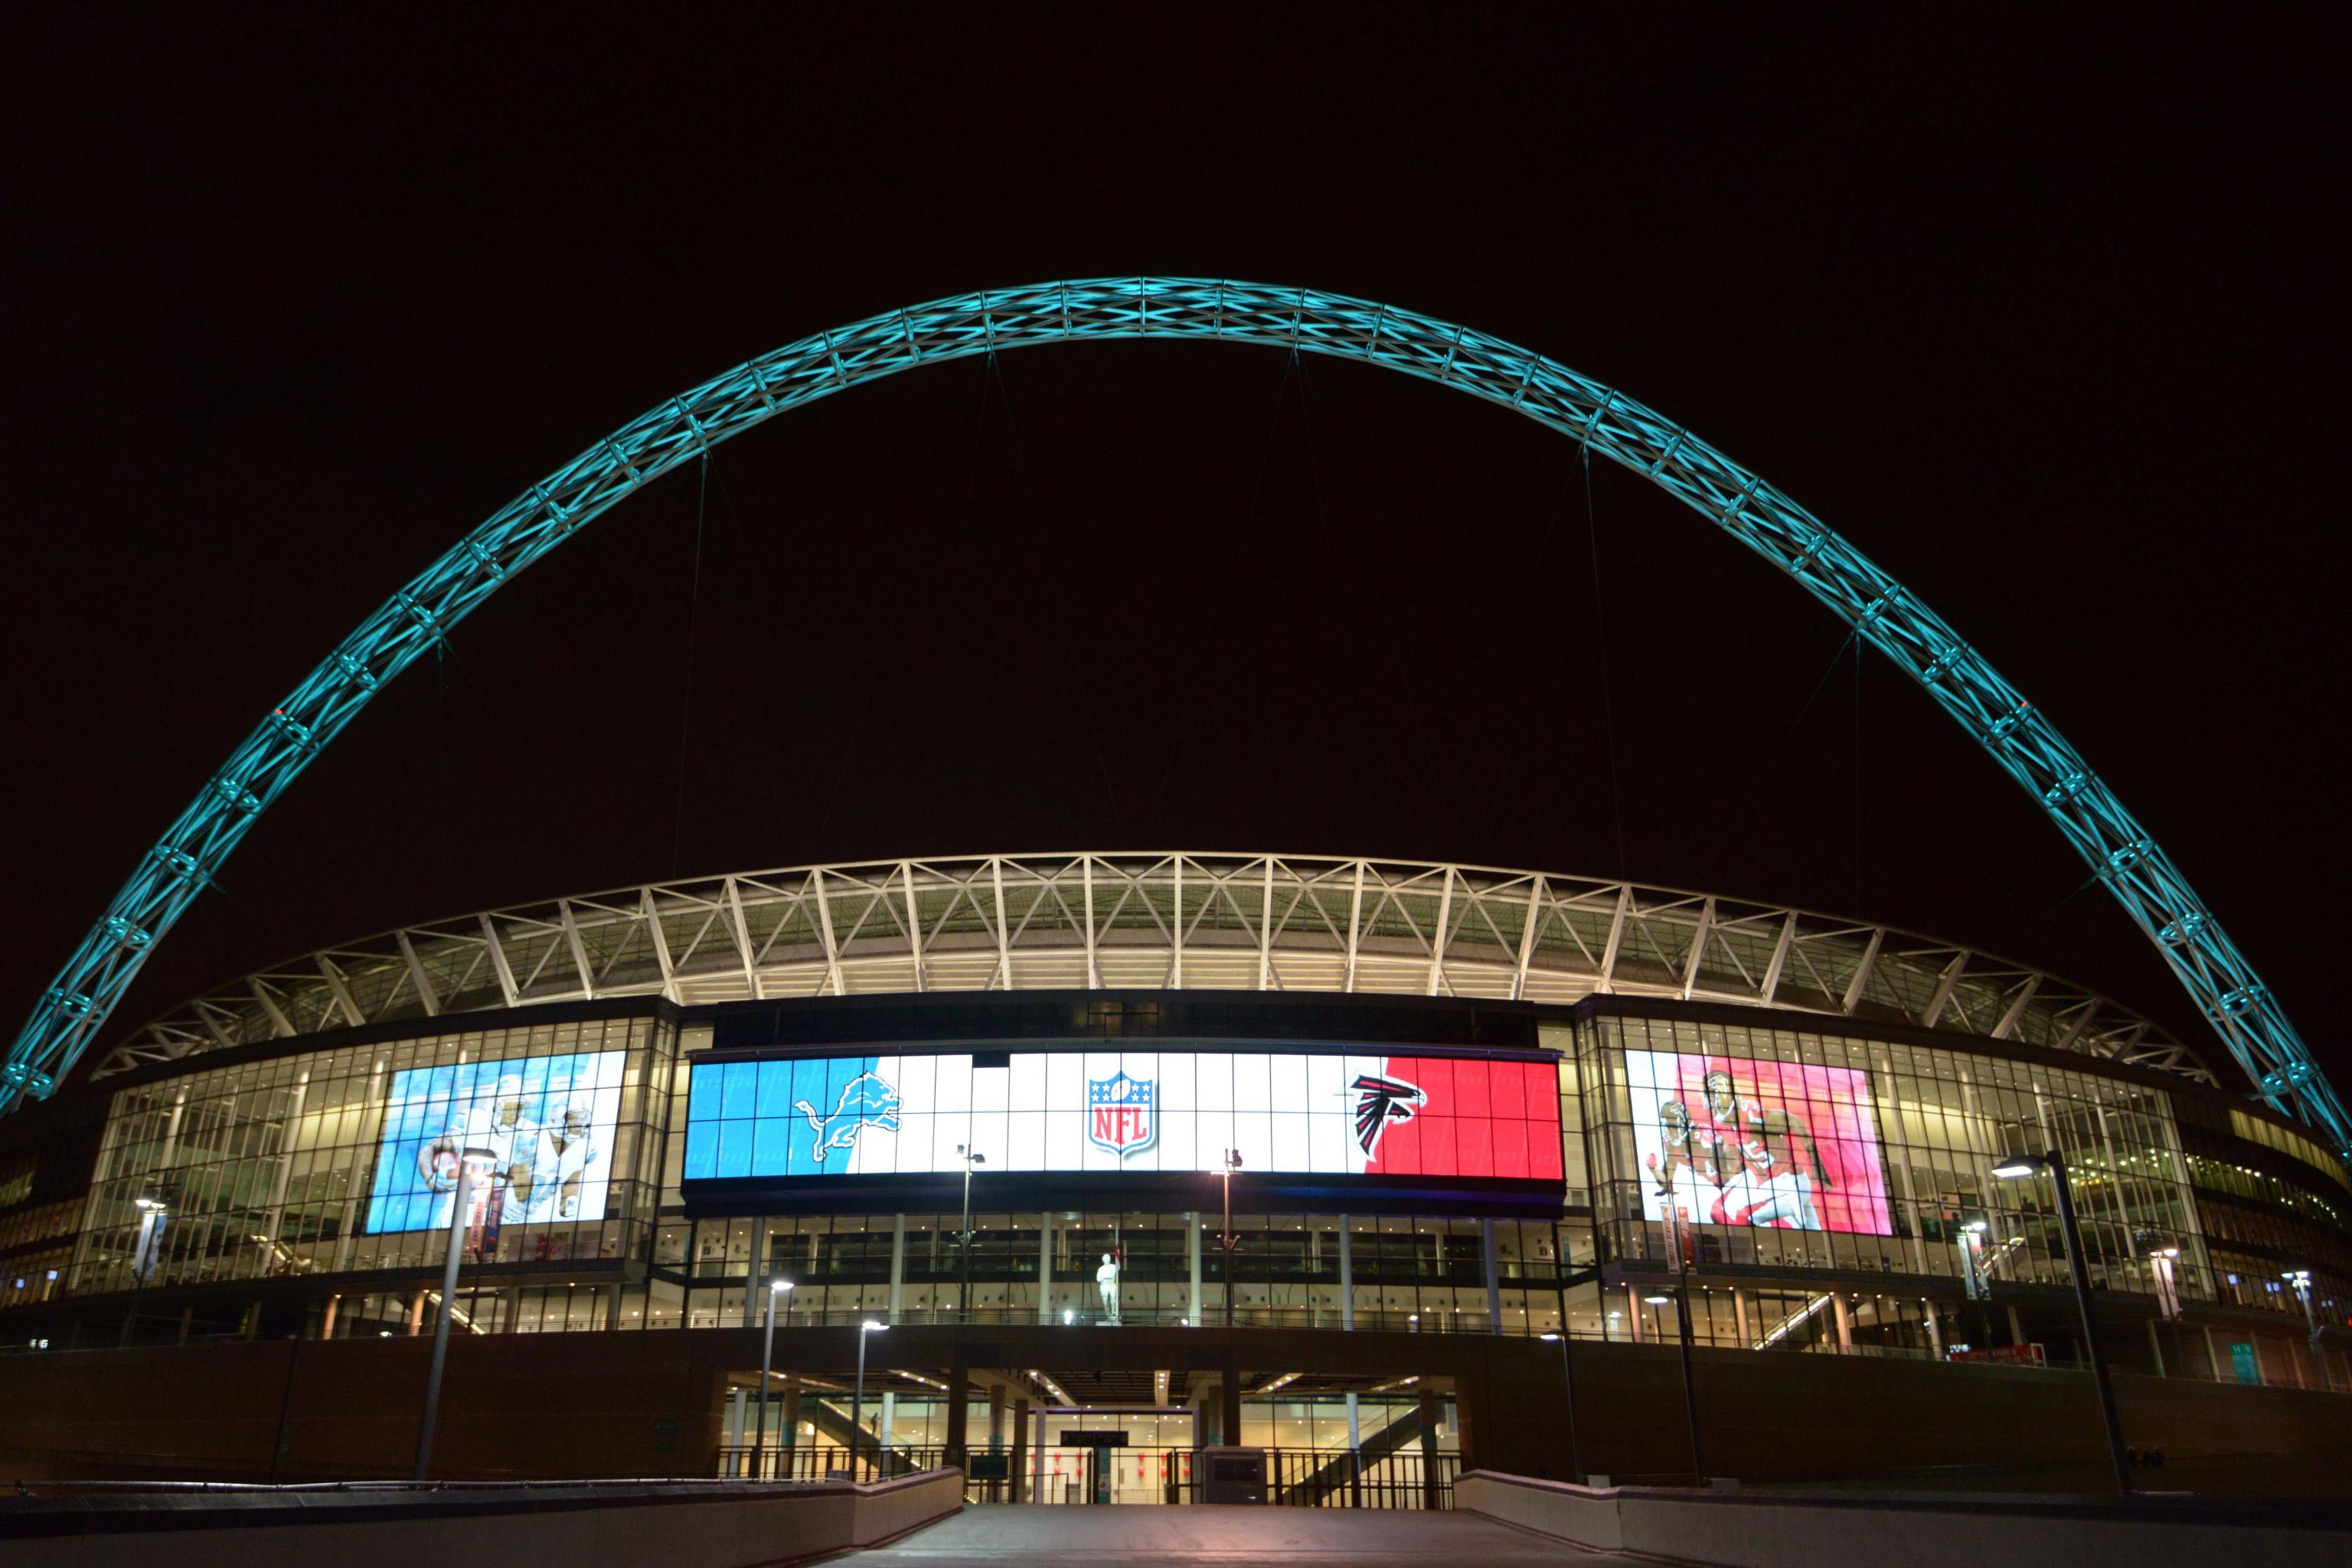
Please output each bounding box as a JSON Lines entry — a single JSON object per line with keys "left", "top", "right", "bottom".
{"left": 955, "top": 1145, "right": 985, "bottom": 1318}
{"left": 1539, "top": 1331, "right": 1584, "bottom": 1484}
{"left": 753, "top": 1278, "right": 793, "bottom": 1479}
{"left": 1215, "top": 1149, "right": 1243, "bottom": 1328}
{"left": 1991, "top": 1149, "right": 2132, "bottom": 1494}
{"left": 416, "top": 1148, "right": 493, "bottom": 1480}
{"left": 1215, "top": 1149, "right": 1243, "bottom": 1449}
{"left": 849, "top": 1320, "right": 887, "bottom": 1481}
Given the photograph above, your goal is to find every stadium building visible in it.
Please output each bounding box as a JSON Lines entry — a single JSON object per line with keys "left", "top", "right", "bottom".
{"left": 2, "top": 851, "right": 2346, "bottom": 1497}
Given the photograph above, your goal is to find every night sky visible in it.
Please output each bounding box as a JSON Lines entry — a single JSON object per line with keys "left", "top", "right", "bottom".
{"left": 5, "top": 10, "right": 2344, "bottom": 1102}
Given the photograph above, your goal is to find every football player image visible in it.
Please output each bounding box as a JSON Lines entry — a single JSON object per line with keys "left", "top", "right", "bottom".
{"left": 1694, "top": 1068, "right": 1835, "bottom": 1230}
{"left": 1642, "top": 1099, "right": 1722, "bottom": 1234}
{"left": 413, "top": 1070, "right": 541, "bottom": 1227}
{"left": 524, "top": 1092, "right": 606, "bottom": 1223}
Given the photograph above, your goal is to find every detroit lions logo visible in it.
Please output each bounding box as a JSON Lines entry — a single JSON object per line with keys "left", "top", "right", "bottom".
{"left": 1351, "top": 1073, "right": 1426, "bottom": 1157}
{"left": 795, "top": 1072, "right": 901, "bottom": 1164}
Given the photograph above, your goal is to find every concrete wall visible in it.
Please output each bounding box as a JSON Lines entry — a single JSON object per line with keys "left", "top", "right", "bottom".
{"left": 1450, "top": 1336, "right": 2352, "bottom": 1495}
{"left": 0, "top": 1471, "right": 964, "bottom": 1568}
{"left": 1, "top": 1324, "right": 2346, "bottom": 1496}
{"left": 1456, "top": 1471, "right": 2352, "bottom": 1568}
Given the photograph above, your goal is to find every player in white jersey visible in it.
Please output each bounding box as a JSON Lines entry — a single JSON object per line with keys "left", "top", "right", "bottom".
{"left": 416, "top": 1072, "right": 541, "bottom": 1226}
{"left": 524, "top": 1096, "right": 606, "bottom": 1222}
{"left": 1643, "top": 1099, "right": 1721, "bottom": 1251}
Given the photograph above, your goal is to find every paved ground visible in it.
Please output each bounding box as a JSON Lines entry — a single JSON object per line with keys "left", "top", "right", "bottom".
{"left": 843, "top": 1504, "right": 1619, "bottom": 1566}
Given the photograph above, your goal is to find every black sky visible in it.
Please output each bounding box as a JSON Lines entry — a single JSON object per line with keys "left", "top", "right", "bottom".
{"left": 4, "top": 8, "right": 2345, "bottom": 1101}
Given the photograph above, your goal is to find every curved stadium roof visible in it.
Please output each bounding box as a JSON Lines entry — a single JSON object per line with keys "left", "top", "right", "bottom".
{"left": 96, "top": 852, "right": 2212, "bottom": 1086}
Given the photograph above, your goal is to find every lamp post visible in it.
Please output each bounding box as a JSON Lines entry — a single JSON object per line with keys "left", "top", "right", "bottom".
{"left": 955, "top": 1145, "right": 985, "bottom": 1319}
{"left": 1642, "top": 1284, "right": 1704, "bottom": 1484}
{"left": 120, "top": 1196, "right": 167, "bottom": 1348}
{"left": 753, "top": 1278, "right": 792, "bottom": 1478}
{"left": 1662, "top": 1204, "right": 1705, "bottom": 1484}
{"left": 1991, "top": 1150, "right": 2131, "bottom": 1494}
{"left": 849, "top": 1320, "right": 887, "bottom": 1481}
{"left": 1216, "top": 1149, "right": 1243, "bottom": 1329}
{"left": 415, "top": 1148, "right": 489, "bottom": 1481}
{"left": 1215, "top": 1150, "right": 1243, "bottom": 1449}
{"left": 1538, "top": 1331, "right": 1584, "bottom": 1485}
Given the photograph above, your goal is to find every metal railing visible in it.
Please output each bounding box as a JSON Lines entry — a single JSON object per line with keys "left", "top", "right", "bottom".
{"left": 712, "top": 1444, "right": 1454, "bottom": 1508}
{"left": 691, "top": 1302, "right": 1517, "bottom": 1333}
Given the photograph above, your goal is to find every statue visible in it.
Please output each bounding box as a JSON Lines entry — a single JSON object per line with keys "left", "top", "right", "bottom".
{"left": 1096, "top": 1251, "right": 1121, "bottom": 1324}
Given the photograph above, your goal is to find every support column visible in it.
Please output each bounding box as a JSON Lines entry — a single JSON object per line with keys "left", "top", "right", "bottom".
{"left": 1923, "top": 1300, "right": 1942, "bottom": 1355}
{"left": 1188, "top": 1211, "right": 1204, "bottom": 1327}
{"left": 879, "top": 1392, "right": 897, "bottom": 1469}
{"left": 1626, "top": 1285, "right": 1643, "bottom": 1343}
{"left": 1481, "top": 1217, "right": 1504, "bottom": 1332}
{"left": 946, "top": 1349, "right": 970, "bottom": 1473}
{"left": 1011, "top": 1396, "right": 1031, "bottom": 1502}
{"left": 1732, "top": 1288, "right": 1749, "bottom": 1349}
{"left": 780, "top": 1377, "right": 802, "bottom": 1474}
{"left": 1339, "top": 1218, "right": 1360, "bottom": 1457}
{"left": 2147, "top": 1318, "right": 2167, "bottom": 1376}
{"left": 726, "top": 1389, "right": 747, "bottom": 1475}
{"left": 889, "top": 1214, "right": 906, "bottom": 1323}
{"left": 1037, "top": 1212, "right": 1054, "bottom": 1325}
{"left": 2007, "top": 1303, "right": 2026, "bottom": 1349}
{"left": 407, "top": 1289, "right": 426, "bottom": 1335}
{"left": 1221, "top": 1351, "right": 1242, "bottom": 1452}
{"left": 1832, "top": 1294, "right": 1854, "bottom": 1350}
{"left": 1191, "top": 1375, "right": 1220, "bottom": 1446}
{"left": 1417, "top": 1391, "right": 1442, "bottom": 1512}
{"left": 321, "top": 1295, "right": 340, "bottom": 1340}
{"left": 987, "top": 1383, "right": 1007, "bottom": 1500}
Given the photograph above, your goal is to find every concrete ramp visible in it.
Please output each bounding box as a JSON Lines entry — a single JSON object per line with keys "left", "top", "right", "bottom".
{"left": 848, "top": 1503, "right": 1628, "bottom": 1565}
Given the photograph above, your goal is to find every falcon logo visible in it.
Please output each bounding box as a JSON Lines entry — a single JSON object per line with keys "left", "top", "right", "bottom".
{"left": 1351, "top": 1073, "right": 1426, "bottom": 1157}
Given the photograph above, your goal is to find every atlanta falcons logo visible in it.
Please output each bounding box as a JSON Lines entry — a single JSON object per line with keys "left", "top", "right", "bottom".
{"left": 1351, "top": 1073, "right": 1426, "bottom": 1156}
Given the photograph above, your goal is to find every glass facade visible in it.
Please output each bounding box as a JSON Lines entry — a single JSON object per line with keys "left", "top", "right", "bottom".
{"left": 68, "top": 1016, "right": 668, "bottom": 1297}
{"left": 1575, "top": 1014, "right": 2210, "bottom": 1297}
{"left": 0, "top": 1000, "right": 2344, "bottom": 1392}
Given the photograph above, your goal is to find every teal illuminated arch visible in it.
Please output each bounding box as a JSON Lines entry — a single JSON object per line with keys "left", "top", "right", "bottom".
{"left": 9, "top": 279, "right": 2341, "bottom": 1150}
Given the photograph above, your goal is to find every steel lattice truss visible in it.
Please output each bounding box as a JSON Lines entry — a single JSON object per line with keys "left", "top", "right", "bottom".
{"left": 93, "top": 853, "right": 2207, "bottom": 1083}
{"left": 7, "top": 280, "right": 2339, "bottom": 1151}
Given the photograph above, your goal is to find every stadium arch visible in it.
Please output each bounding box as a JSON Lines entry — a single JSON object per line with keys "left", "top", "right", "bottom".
{"left": 5, "top": 279, "right": 2341, "bottom": 1154}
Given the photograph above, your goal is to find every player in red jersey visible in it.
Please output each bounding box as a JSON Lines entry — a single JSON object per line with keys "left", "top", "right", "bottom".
{"left": 1694, "top": 1069, "right": 1834, "bottom": 1229}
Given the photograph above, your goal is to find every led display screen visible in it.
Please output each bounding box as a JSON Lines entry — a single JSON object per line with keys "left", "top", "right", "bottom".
{"left": 365, "top": 1050, "right": 626, "bottom": 1233}
{"left": 1625, "top": 1049, "right": 1891, "bottom": 1234}
{"left": 682, "top": 1050, "right": 1564, "bottom": 1183}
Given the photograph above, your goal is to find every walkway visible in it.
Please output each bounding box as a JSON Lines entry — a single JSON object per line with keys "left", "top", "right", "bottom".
{"left": 844, "top": 1504, "right": 1627, "bottom": 1566}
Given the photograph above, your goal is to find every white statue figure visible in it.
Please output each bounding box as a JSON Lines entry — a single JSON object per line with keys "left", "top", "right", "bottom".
{"left": 1096, "top": 1251, "right": 1121, "bottom": 1324}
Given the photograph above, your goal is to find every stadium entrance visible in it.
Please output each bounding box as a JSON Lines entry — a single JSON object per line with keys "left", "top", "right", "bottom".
{"left": 714, "top": 1351, "right": 1462, "bottom": 1508}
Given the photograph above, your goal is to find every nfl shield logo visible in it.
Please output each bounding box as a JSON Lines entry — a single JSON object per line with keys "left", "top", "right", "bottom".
{"left": 1088, "top": 1072, "right": 1156, "bottom": 1156}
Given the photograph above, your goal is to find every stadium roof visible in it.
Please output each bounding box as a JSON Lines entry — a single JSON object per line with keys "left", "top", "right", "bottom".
{"left": 93, "top": 853, "right": 2210, "bottom": 1087}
